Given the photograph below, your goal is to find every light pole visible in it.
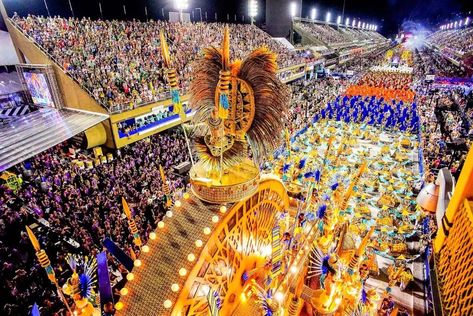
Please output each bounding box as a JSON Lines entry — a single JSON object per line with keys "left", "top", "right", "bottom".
{"left": 248, "top": 0, "right": 257, "bottom": 25}
{"left": 310, "top": 8, "right": 316, "bottom": 21}
{"left": 43, "top": 0, "right": 51, "bottom": 17}
{"left": 290, "top": 1, "right": 297, "bottom": 19}
{"left": 67, "top": 0, "right": 74, "bottom": 17}
{"left": 290, "top": 2, "right": 297, "bottom": 44}
{"left": 196, "top": 7, "right": 202, "bottom": 22}
{"left": 99, "top": 2, "right": 103, "bottom": 19}
{"left": 326, "top": 11, "right": 331, "bottom": 24}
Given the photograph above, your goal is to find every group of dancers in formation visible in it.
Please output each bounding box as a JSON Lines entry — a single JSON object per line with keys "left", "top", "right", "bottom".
{"left": 315, "top": 70, "right": 420, "bottom": 134}
{"left": 316, "top": 95, "right": 420, "bottom": 133}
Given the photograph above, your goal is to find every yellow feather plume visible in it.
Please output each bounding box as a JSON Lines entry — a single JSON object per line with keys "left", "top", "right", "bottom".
{"left": 26, "top": 226, "right": 41, "bottom": 252}
{"left": 160, "top": 30, "right": 171, "bottom": 68}
{"left": 122, "top": 197, "right": 131, "bottom": 220}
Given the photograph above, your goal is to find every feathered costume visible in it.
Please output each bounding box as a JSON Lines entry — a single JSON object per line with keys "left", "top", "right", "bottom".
{"left": 189, "top": 26, "right": 290, "bottom": 170}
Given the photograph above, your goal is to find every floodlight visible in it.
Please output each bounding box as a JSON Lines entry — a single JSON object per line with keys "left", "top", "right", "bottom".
{"left": 358, "top": 21, "right": 361, "bottom": 28}
{"left": 326, "top": 11, "right": 331, "bottom": 23}
{"left": 175, "top": 0, "right": 188, "bottom": 10}
{"left": 352, "top": 19, "right": 356, "bottom": 27}
{"left": 337, "top": 15, "right": 341, "bottom": 24}
{"left": 290, "top": 2, "right": 297, "bottom": 18}
{"left": 466, "top": 17, "right": 470, "bottom": 25}
{"left": 345, "top": 17, "right": 350, "bottom": 26}
{"left": 454, "top": 21, "right": 458, "bottom": 28}
{"left": 248, "top": 0, "right": 258, "bottom": 18}
{"left": 311, "top": 8, "right": 316, "bottom": 20}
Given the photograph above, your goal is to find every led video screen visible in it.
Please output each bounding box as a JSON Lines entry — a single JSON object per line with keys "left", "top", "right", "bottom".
{"left": 22, "top": 71, "right": 54, "bottom": 107}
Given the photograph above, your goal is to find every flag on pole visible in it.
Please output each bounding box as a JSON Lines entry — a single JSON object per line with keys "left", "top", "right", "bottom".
{"left": 171, "top": 89, "right": 186, "bottom": 120}
{"left": 159, "top": 165, "right": 172, "bottom": 207}
{"left": 160, "top": 30, "right": 186, "bottom": 121}
{"left": 103, "top": 238, "right": 134, "bottom": 271}
{"left": 96, "top": 251, "right": 114, "bottom": 310}
{"left": 31, "top": 303, "right": 40, "bottom": 316}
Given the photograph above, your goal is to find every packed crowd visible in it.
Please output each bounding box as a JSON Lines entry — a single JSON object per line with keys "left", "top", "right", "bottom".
{"left": 0, "top": 128, "right": 189, "bottom": 315}
{"left": 296, "top": 22, "right": 349, "bottom": 44}
{"left": 295, "top": 21, "right": 386, "bottom": 45}
{"left": 416, "top": 87, "right": 472, "bottom": 180}
{"left": 426, "top": 26, "right": 473, "bottom": 55}
{"left": 334, "top": 48, "right": 389, "bottom": 75}
{"left": 286, "top": 47, "right": 389, "bottom": 133}
{"left": 415, "top": 47, "right": 467, "bottom": 78}
{"left": 344, "top": 69, "right": 415, "bottom": 102}
{"left": 345, "top": 85, "right": 415, "bottom": 103}
{"left": 288, "top": 77, "right": 347, "bottom": 132}
{"left": 357, "top": 71, "right": 412, "bottom": 90}
{"left": 340, "top": 27, "right": 386, "bottom": 42}
{"left": 13, "top": 15, "right": 309, "bottom": 111}
{"left": 411, "top": 48, "right": 473, "bottom": 181}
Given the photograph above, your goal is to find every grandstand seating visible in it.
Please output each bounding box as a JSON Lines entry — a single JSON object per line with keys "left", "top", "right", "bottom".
{"left": 425, "top": 26, "right": 473, "bottom": 56}
{"left": 294, "top": 21, "right": 387, "bottom": 47}
{"left": 12, "top": 16, "right": 310, "bottom": 112}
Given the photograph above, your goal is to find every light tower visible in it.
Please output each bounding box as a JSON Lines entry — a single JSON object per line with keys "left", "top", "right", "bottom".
{"left": 175, "top": 0, "right": 189, "bottom": 22}
{"left": 249, "top": 0, "right": 258, "bottom": 25}
{"left": 311, "top": 8, "right": 317, "bottom": 20}
{"left": 290, "top": 1, "right": 297, "bottom": 18}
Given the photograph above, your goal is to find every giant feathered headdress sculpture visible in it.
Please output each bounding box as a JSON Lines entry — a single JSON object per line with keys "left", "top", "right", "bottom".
{"left": 190, "top": 25, "right": 290, "bottom": 169}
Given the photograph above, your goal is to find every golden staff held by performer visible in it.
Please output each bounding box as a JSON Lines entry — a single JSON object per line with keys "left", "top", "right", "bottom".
{"left": 26, "top": 226, "right": 74, "bottom": 314}
{"left": 122, "top": 197, "right": 142, "bottom": 249}
{"left": 160, "top": 30, "right": 194, "bottom": 166}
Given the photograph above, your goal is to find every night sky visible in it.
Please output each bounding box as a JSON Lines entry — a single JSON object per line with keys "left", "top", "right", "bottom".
{"left": 1, "top": 0, "right": 472, "bottom": 37}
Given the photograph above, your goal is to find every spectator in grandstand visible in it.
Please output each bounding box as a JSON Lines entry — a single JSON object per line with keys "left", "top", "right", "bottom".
{"left": 412, "top": 50, "right": 473, "bottom": 181}
{"left": 0, "top": 128, "right": 189, "bottom": 315}
{"left": 13, "top": 15, "right": 306, "bottom": 112}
